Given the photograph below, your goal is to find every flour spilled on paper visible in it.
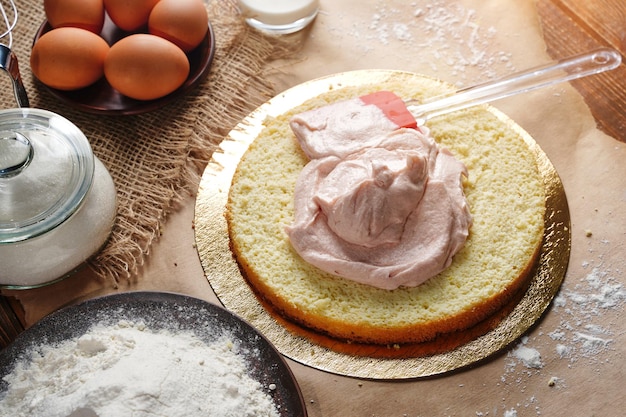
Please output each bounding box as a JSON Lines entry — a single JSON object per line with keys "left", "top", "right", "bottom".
{"left": 487, "top": 238, "right": 626, "bottom": 416}
{"left": 548, "top": 265, "right": 624, "bottom": 360}
{"left": 320, "top": 0, "right": 516, "bottom": 86}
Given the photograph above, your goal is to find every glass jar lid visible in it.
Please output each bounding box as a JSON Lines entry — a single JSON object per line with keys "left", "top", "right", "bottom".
{"left": 0, "top": 109, "right": 95, "bottom": 243}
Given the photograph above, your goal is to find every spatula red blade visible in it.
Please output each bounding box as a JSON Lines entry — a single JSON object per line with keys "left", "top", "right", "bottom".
{"left": 360, "top": 91, "right": 418, "bottom": 130}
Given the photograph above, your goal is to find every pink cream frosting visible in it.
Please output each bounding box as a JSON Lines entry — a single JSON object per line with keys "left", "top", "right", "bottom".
{"left": 290, "top": 96, "right": 401, "bottom": 159}
{"left": 286, "top": 94, "right": 472, "bottom": 290}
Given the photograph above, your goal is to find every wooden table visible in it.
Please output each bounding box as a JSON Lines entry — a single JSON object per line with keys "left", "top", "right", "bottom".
{"left": 2, "top": 1, "right": 625, "bottom": 415}
{"left": 537, "top": 0, "right": 626, "bottom": 142}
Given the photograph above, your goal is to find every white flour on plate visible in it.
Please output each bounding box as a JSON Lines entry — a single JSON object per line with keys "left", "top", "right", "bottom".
{"left": 0, "top": 320, "right": 280, "bottom": 417}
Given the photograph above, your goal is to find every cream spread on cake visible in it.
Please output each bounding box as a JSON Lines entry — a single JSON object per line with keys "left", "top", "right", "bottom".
{"left": 290, "top": 96, "right": 406, "bottom": 159}
{"left": 286, "top": 95, "right": 472, "bottom": 290}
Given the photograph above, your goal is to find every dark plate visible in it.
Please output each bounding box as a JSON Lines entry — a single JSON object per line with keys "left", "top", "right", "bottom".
{"left": 0, "top": 291, "right": 307, "bottom": 417}
{"left": 32, "top": 16, "right": 216, "bottom": 115}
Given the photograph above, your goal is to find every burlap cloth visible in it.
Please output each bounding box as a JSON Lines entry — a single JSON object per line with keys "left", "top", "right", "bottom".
{"left": 0, "top": 0, "right": 298, "bottom": 286}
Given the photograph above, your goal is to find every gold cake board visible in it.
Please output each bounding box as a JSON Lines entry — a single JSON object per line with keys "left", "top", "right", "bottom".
{"left": 193, "top": 70, "right": 570, "bottom": 379}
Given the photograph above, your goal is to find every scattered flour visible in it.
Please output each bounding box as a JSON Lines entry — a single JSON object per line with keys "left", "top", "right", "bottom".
{"left": 480, "top": 222, "right": 626, "bottom": 417}
{"left": 494, "top": 255, "right": 625, "bottom": 416}
{"left": 547, "top": 265, "right": 625, "bottom": 361}
{"left": 510, "top": 342, "right": 543, "bottom": 369}
{"left": 323, "top": 0, "right": 515, "bottom": 85}
{"left": 502, "top": 336, "right": 543, "bottom": 389}
{"left": 0, "top": 321, "right": 280, "bottom": 417}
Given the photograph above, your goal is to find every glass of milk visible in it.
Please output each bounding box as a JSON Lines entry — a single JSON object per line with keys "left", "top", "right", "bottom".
{"left": 237, "top": 0, "right": 320, "bottom": 34}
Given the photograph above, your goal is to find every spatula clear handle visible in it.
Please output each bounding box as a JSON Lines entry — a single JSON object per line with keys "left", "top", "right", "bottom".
{"left": 406, "top": 48, "right": 622, "bottom": 124}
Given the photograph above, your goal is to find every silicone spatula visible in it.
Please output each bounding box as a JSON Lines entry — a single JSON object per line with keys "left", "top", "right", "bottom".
{"left": 360, "top": 90, "right": 418, "bottom": 129}
{"left": 362, "top": 48, "right": 621, "bottom": 129}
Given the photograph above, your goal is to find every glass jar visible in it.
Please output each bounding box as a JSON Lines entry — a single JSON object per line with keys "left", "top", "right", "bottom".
{"left": 237, "top": 0, "right": 319, "bottom": 35}
{"left": 0, "top": 109, "right": 116, "bottom": 288}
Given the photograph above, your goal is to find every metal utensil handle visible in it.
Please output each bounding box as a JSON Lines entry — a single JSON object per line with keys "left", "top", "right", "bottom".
{"left": 407, "top": 48, "right": 622, "bottom": 124}
{"left": 0, "top": 0, "right": 29, "bottom": 108}
{"left": 0, "top": 44, "right": 29, "bottom": 108}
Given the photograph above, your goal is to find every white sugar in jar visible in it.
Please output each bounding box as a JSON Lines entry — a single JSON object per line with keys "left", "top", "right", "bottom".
{"left": 0, "top": 109, "right": 116, "bottom": 288}
{"left": 237, "top": 0, "right": 320, "bottom": 34}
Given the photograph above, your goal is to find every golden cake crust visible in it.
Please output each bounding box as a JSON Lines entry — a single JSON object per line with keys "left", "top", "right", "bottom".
{"left": 226, "top": 74, "right": 546, "bottom": 345}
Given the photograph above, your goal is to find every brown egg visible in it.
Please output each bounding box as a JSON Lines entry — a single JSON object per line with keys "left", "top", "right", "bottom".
{"left": 148, "top": 0, "right": 208, "bottom": 52}
{"left": 103, "top": 0, "right": 160, "bottom": 31}
{"left": 104, "top": 34, "right": 190, "bottom": 100}
{"left": 30, "top": 27, "right": 110, "bottom": 90}
{"left": 44, "top": 0, "right": 106, "bottom": 33}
